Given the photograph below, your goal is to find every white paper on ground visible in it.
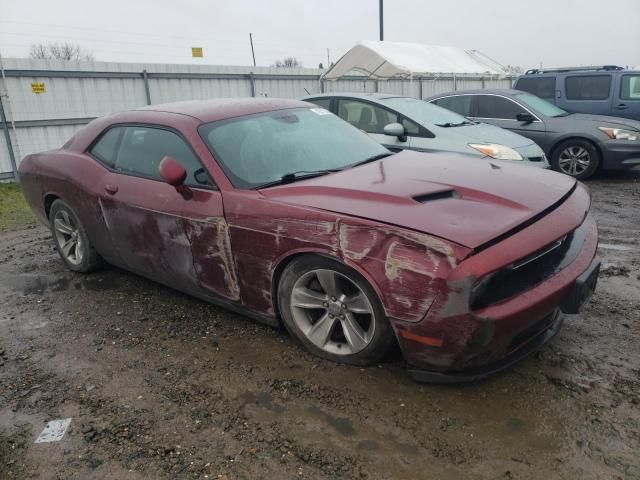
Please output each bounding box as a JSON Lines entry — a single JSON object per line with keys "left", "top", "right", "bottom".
{"left": 34, "top": 418, "right": 72, "bottom": 443}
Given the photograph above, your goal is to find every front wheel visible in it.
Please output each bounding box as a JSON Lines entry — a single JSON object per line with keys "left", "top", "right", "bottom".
{"left": 551, "top": 139, "right": 600, "bottom": 179}
{"left": 278, "top": 255, "right": 394, "bottom": 366}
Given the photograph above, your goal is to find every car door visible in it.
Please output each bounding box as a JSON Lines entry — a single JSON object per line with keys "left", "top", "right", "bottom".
{"left": 557, "top": 74, "right": 613, "bottom": 115}
{"left": 96, "top": 124, "right": 236, "bottom": 298}
{"left": 470, "top": 94, "right": 547, "bottom": 148}
{"left": 336, "top": 99, "right": 412, "bottom": 152}
{"left": 614, "top": 73, "right": 640, "bottom": 120}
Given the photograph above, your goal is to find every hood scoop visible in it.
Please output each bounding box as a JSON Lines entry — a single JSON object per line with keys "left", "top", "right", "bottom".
{"left": 413, "top": 189, "right": 460, "bottom": 203}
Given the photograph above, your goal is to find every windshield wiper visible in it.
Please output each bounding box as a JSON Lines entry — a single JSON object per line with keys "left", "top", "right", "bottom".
{"left": 435, "top": 120, "right": 475, "bottom": 127}
{"left": 255, "top": 169, "right": 342, "bottom": 189}
{"left": 350, "top": 152, "right": 394, "bottom": 168}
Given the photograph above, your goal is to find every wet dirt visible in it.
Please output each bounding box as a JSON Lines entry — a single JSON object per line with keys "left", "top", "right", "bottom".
{"left": 1, "top": 172, "right": 639, "bottom": 479}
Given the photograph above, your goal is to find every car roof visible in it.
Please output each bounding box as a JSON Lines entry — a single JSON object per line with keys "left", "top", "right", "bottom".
{"left": 302, "top": 92, "right": 411, "bottom": 102}
{"left": 427, "top": 89, "right": 524, "bottom": 99}
{"left": 133, "top": 97, "right": 311, "bottom": 123}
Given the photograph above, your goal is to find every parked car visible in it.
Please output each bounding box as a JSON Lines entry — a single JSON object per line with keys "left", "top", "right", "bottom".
{"left": 19, "top": 98, "right": 599, "bottom": 382}
{"left": 302, "top": 93, "right": 549, "bottom": 168}
{"left": 427, "top": 89, "right": 640, "bottom": 179}
{"left": 514, "top": 66, "right": 640, "bottom": 121}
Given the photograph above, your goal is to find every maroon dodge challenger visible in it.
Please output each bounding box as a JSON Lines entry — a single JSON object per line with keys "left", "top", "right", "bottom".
{"left": 19, "top": 98, "right": 600, "bottom": 382}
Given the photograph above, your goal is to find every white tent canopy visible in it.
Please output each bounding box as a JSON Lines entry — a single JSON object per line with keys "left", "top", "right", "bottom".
{"left": 323, "top": 40, "right": 507, "bottom": 80}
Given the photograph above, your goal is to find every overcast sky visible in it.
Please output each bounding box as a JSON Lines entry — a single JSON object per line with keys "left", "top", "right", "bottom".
{"left": 1, "top": 0, "right": 639, "bottom": 69}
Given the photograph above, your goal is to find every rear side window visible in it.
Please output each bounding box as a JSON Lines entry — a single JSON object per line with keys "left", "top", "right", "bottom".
{"left": 431, "top": 96, "right": 472, "bottom": 116}
{"left": 565, "top": 75, "right": 611, "bottom": 100}
{"left": 621, "top": 75, "right": 640, "bottom": 100}
{"left": 308, "top": 98, "right": 331, "bottom": 109}
{"left": 90, "top": 127, "right": 123, "bottom": 168}
{"left": 515, "top": 77, "right": 556, "bottom": 100}
{"left": 476, "top": 95, "right": 526, "bottom": 119}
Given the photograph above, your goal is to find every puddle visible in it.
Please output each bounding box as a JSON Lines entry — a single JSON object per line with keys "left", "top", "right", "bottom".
{"left": 0, "top": 271, "right": 117, "bottom": 295}
{"left": 598, "top": 243, "right": 635, "bottom": 251}
{"left": 240, "top": 391, "right": 286, "bottom": 414}
{"left": 306, "top": 405, "right": 355, "bottom": 436}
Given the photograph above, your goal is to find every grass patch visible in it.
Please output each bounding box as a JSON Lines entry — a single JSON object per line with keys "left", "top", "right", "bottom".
{"left": 0, "top": 182, "right": 37, "bottom": 231}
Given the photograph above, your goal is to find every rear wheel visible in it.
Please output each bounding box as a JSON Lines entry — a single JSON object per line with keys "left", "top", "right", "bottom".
{"left": 49, "top": 199, "right": 102, "bottom": 273}
{"left": 278, "top": 255, "right": 394, "bottom": 366}
{"left": 551, "top": 139, "right": 599, "bottom": 179}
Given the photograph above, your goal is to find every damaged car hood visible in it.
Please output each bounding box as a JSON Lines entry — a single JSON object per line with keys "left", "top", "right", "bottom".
{"left": 260, "top": 151, "right": 579, "bottom": 249}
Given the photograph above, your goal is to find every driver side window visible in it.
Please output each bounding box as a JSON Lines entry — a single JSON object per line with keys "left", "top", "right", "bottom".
{"left": 92, "top": 126, "right": 214, "bottom": 187}
{"left": 337, "top": 100, "right": 399, "bottom": 134}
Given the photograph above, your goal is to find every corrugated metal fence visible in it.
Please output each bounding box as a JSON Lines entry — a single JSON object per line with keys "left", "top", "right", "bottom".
{"left": 0, "top": 58, "right": 514, "bottom": 180}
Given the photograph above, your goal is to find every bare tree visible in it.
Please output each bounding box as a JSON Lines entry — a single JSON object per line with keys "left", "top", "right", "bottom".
{"left": 29, "top": 43, "right": 94, "bottom": 61}
{"left": 504, "top": 64, "right": 524, "bottom": 75}
{"left": 273, "top": 57, "right": 302, "bottom": 68}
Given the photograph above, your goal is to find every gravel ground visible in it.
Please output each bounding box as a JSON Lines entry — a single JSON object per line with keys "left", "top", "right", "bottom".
{"left": 0, "top": 172, "right": 639, "bottom": 480}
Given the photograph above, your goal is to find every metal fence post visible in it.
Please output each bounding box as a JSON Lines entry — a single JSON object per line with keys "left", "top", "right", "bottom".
{"left": 319, "top": 77, "right": 324, "bottom": 93}
{"left": 142, "top": 69, "right": 151, "bottom": 105}
{"left": 249, "top": 72, "right": 256, "bottom": 97}
{"left": 418, "top": 78, "right": 423, "bottom": 99}
{"left": 453, "top": 73, "right": 457, "bottom": 91}
{"left": 374, "top": 80, "right": 379, "bottom": 93}
{"left": 0, "top": 94, "right": 19, "bottom": 182}
{"left": 481, "top": 77, "right": 485, "bottom": 89}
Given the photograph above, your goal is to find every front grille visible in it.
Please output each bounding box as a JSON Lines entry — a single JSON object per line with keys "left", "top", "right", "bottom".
{"left": 527, "top": 156, "right": 544, "bottom": 162}
{"left": 471, "top": 221, "right": 588, "bottom": 309}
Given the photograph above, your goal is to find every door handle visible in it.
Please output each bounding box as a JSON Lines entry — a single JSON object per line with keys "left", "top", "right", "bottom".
{"left": 615, "top": 104, "right": 628, "bottom": 110}
{"left": 104, "top": 184, "right": 119, "bottom": 195}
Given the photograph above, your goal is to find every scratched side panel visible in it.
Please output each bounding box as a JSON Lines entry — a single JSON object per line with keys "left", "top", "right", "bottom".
{"left": 223, "top": 191, "right": 465, "bottom": 323}
{"left": 227, "top": 192, "right": 341, "bottom": 315}
{"left": 182, "top": 212, "right": 240, "bottom": 301}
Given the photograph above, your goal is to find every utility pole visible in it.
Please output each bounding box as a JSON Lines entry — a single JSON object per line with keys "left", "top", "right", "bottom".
{"left": 379, "top": 0, "right": 384, "bottom": 41}
{"left": 249, "top": 33, "right": 256, "bottom": 67}
{"left": 326, "top": 48, "right": 330, "bottom": 67}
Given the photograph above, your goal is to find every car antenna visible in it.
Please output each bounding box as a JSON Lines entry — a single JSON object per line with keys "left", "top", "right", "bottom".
{"left": 303, "top": 87, "right": 310, "bottom": 95}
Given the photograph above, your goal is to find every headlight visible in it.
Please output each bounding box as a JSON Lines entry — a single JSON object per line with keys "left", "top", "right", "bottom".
{"left": 468, "top": 143, "right": 524, "bottom": 160}
{"left": 598, "top": 127, "right": 639, "bottom": 141}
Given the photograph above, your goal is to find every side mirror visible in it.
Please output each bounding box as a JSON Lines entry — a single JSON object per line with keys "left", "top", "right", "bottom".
{"left": 159, "top": 156, "right": 187, "bottom": 187}
{"left": 516, "top": 112, "right": 535, "bottom": 124}
{"left": 383, "top": 122, "right": 407, "bottom": 142}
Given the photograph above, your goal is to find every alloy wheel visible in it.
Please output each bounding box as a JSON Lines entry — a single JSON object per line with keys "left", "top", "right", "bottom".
{"left": 290, "top": 269, "right": 376, "bottom": 355}
{"left": 558, "top": 146, "right": 591, "bottom": 176}
{"left": 53, "top": 210, "right": 84, "bottom": 266}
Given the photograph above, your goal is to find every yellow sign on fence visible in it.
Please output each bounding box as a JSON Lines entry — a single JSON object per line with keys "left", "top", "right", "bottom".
{"left": 31, "top": 82, "right": 46, "bottom": 94}
{"left": 191, "top": 47, "right": 204, "bottom": 58}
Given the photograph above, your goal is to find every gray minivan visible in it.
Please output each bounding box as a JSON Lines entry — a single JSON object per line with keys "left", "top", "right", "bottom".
{"left": 515, "top": 66, "right": 640, "bottom": 121}
{"left": 303, "top": 93, "right": 548, "bottom": 168}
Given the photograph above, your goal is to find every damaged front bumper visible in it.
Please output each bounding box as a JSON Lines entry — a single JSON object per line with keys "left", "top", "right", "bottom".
{"left": 408, "top": 308, "right": 564, "bottom": 383}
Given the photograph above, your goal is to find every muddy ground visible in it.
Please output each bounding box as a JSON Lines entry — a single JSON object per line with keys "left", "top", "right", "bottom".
{"left": 1, "top": 173, "right": 639, "bottom": 480}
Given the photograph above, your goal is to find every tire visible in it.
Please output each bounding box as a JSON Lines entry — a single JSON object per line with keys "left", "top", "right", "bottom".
{"left": 551, "top": 139, "right": 600, "bottom": 179}
{"left": 49, "top": 199, "right": 102, "bottom": 273}
{"left": 278, "top": 255, "right": 394, "bottom": 366}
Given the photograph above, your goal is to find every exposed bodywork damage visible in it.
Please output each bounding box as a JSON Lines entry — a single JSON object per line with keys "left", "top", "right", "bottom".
{"left": 183, "top": 216, "right": 240, "bottom": 301}
{"left": 227, "top": 207, "right": 461, "bottom": 324}
{"left": 336, "top": 221, "right": 458, "bottom": 322}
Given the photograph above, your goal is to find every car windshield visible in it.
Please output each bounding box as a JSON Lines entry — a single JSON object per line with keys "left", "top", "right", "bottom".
{"left": 382, "top": 97, "right": 472, "bottom": 126}
{"left": 513, "top": 92, "right": 568, "bottom": 117}
{"left": 199, "top": 107, "right": 389, "bottom": 189}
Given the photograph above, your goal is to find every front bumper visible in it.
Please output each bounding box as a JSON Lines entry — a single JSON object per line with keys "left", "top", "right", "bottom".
{"left": 599, "top": 140, "right": 640, "bottom": 170}
{"left": 409, "top": 309, "right": 564, "bottom": 383}
{"left": 394, "top": 185, "right": 598, "bottom": 381}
